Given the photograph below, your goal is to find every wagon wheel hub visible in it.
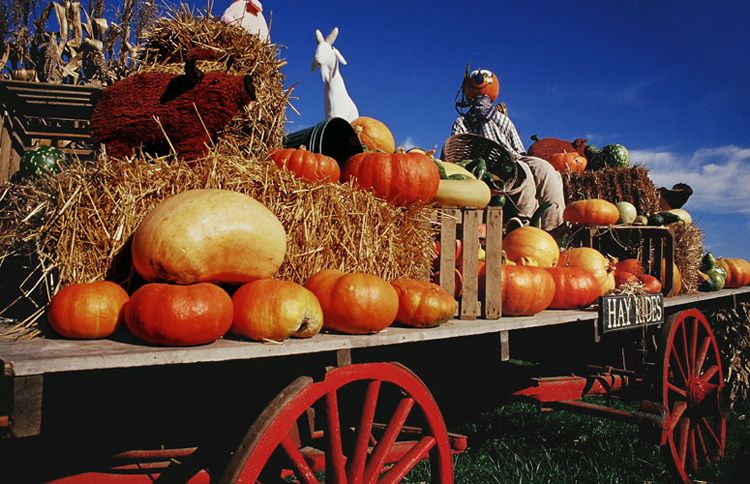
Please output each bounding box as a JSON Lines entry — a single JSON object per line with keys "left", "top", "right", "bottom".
{"left": 686, "top": 376, "right": 716, "bottom": 407}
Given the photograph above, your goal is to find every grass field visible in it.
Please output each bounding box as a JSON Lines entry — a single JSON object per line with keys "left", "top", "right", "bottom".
{"left": 406, "top": 400, "right": 749, "bottom": 483}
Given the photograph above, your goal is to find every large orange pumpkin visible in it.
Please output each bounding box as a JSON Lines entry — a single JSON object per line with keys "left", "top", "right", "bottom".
{"left": 546, "top": 267, "right": 600, "bottom": 309}
{"left": 131, "top": 189, "right": 286, "bottom": 285}
{"left": 496, "top": 265, "right": 555, "bottom": 316}
{"left": 351, "top": 117, "right": 396, "bottom": 153}
{"left": 269, "top": 147, "right": 340, "bottom": 183}
{"left": 47, "top": 281, "right": 129, "bottom": 339}
{"left": 391, "top": 278, "right": 457, "bottom": 328}
{"left": 558, "top": 247, "right": 616, "bottom": 296}
{"left": 502, "top": 226, "right": 560, "bottom": 268}
{"left": 548, "top": 152, "right": 587, "bottom": 173}
{"left": 341, "top": 151, "right": 440, "bottom": 206}
{"left": 718, "top": 258, "right": 750, "bottom": 288}
{"left": 231, "top": 279, "right": 323, "bottom": 341}
{"left": 124, "top": 282, "right": 233, "bottom": 346}
{"left": 563, "top": 199, "right": 620, "bottom": 226}
{"left": 462, "top": 69, "right": 500, "bottom": 102}
{"left": 305, "top": 269, "right": 399, "bottom": 334}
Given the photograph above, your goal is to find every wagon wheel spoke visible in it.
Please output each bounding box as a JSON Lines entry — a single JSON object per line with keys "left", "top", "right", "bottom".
{"left": 694, "top": 336, "right": 712, "bottom": 376}
{"left": 281, "top": 435, "right": 321, "bottom": 484}
{"left": 346, "top": 380, "right": 381, "bottom": 483}
{"left": 325, "top": 390, "right": 348, "bottom": 483}
{"left": 669, "top": 346, "right": 689, "bottom": 387}
{"left": 700, "top": 416, "right": 722, "bottom": 449}
{"left": 379, "top": 436, "right": 436, "bottom": 484}
{"left": 363, "top": 397, "right": 415, "bottom": 484}
{"left": 668, "top": 382, "right": 688, "bottom": 398}
{"left": 690, "top": 318, "right": 699, "bottom": 377}
{"left": 695, "top": 424, "right": 710, "bottom": 464}
{"left": 669, "top": 401, "right": 688, "bottom": 432}
{"left": 700, "top": 365, "right": 720, "bottom": 386}
{"left": 680, "top": 322, "right": 692, "bottom": 378}
{"left": 688, "top": 426, "right": 699, "bottom": 472}
{"left": 678, "top": 418, "right": 690, "bottom": 467}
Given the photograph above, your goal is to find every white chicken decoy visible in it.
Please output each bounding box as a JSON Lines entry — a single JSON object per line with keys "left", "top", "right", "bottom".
{"left": 311, "top": 27, "right": 359, "bottom": 122}
{"left": 221, "top": 0, "right": 270, "bottom": 42}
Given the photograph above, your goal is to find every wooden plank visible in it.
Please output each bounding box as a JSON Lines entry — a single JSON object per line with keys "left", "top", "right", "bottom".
{"left": 499, "top": 330, "right": 510, "bottom": 361}
{"left": 484, "top": 207, "right": 503, "bottom": 319}
{"left": 0, "top": 115, "right": 10, "bottom": 183}
{"left": 460, "top": 209, "right": 481, "bottom": 319}
{"left": 9, "top": 375, "right": 43, "bottom": 438}
{"left": 438, "top": 209, "right": 459, "bottom": 304}
{"left": 1, "top": 287, "right": 748, "bottom": 378}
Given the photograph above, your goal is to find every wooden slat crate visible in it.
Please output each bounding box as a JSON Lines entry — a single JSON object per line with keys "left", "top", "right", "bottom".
{"left": 0, "top": 80, "right": 102, "bottom": 183}
{"left": 571, "top": 225, "right": 675, "bottom": 295}
{"left": 434, "top": 207, "right": 503, "bottom": 320}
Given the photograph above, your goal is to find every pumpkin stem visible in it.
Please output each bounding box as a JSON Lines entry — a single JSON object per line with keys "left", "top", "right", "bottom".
{"left": 530, "top": 134, "right": 539, "bottom": 142}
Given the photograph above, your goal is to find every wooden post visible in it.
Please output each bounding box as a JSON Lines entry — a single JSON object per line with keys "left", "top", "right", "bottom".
{"left": 0, "top": 114, "right": 12, "bottom": 183}
{"left": 461, "top": 210, "right": 481, "bottom": 319}
{"left": 499, "top": 330, "right": 510, "bottom": 361}
{"left": 8, "top": 374, "right": 44, "bottom": 438}
{"left": 438, "top": 209, "right": 460, "bottom": 314}
{"left": 484, "top": 207, "right": 503, "bottom": 319}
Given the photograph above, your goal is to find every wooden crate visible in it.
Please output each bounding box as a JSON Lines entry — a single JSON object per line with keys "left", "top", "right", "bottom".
{"left": 571, "top": 225, "right": 675, "bottom": 295}
{"left": 0, "top": 80, "right": 102, "bottom": 183}
{"left": 434, "top": 207, "right": 503, "bottom": 320}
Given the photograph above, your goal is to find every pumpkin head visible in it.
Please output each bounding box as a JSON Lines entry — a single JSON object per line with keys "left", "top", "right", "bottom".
{"left": 462, "top": 69, "right": 500, "bottom": 102}
{"left": 495, "top": 265, "right": 555, "bottom": 316}
{"left": 351, "top": 117, "right": 396, "bottom": 153}
{"left": 342, "top": 151, "right": 440, "bottom": 206}
{"left": 546, "top": 267, "right": 600, "bottom": 309}
{"left": 232, "top": 279, "right": 323, "bottom": 341}
{"left": 558, "top": 247, "right": 616, "bottom": 296}
{"left": 563, "top": 199, "right": 620, "bottom": 226}
{"left": 47, "top": 281, "right": 129, "bottom": 339}
{"left": 305, "top": 269, "right": 399, "bottom": 334}
{"left": 391, "top": 278, "right": 457, "bottom": 328}
{"left": 269, "top": 147, "right": 340, "bottom": 183}
{"left": 548, "top": 151, "right": 587, "bottom": 173}
{"left": 502, "top": 226, "right": 560, "bottom": 268}
{"left": 124, "top": 282, "right": 233, "bottom": 346}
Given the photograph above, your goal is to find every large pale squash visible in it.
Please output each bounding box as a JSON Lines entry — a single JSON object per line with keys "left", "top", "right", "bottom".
{"left": 132, "top": 189, "right": 286, "bottom": 285}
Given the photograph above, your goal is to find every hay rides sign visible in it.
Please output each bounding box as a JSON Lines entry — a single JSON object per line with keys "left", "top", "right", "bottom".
{"left": 599, "top": 293, "right": 664, "bottom": 334}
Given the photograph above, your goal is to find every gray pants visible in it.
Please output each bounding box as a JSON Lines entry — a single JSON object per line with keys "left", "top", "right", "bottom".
{"left": 509, "top": 155, "right": 566, "bottom": 231}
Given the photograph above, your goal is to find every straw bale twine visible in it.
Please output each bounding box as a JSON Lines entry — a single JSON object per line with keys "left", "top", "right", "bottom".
{"left": 0, "top": 145, "right": 436, "bottom": 338}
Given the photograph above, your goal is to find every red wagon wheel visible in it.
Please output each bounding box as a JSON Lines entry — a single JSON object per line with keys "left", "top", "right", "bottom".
{"left": 659, "top": 309, "right": 726, "bottom": 483}
{"left": 219, "top": 362, "right": 454, "bottom": 483}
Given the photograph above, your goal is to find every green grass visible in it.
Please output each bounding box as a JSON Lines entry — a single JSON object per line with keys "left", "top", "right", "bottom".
{"left": 404, "top": 401, "right": 750, "bottom": 483}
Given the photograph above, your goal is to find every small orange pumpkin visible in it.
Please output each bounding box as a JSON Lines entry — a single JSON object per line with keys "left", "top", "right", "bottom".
{"left": 718, "top": 258, "right": 750, "bottom": 288}
{"left": 497, "top": 265, "right": 556, "bottom": 316}
{"left": 462, "top": 69, "right": 500, "bottom": 102}
{"left": 305, "top": 269, "right": 399, "bottom": 334}
{"left": 546, "top": 267, "right": 600, "bottom": 309}
{"left": 563, "top": 199, "right": 620, "bottom": 226}
{"left": 342, "top": 151, "right": 440, "bottom": 206}
{"left": 548, "top": 151, "right": 587, "bottom": 173}
{"left": 638, "top": 274, "right": 663, "bottom": 294}
{"left": 125, "top": 283, "right": 233, "bottom": 346}
{"left": 231, "top": 279, "right": 324, "bottom": 341}
{"left": 351, "top": 117, "right": 396, "bottom": 153}
{"left": 269, "top": 147, "right": 340, "bottom": 183}
{"left": 47, "top": 281, "right": 129, "bottom": 339}
{"left": 391, "top": 278, "right": 457, "bottom": 328}
{"left": 616, "top": 259, "right": 644, "bottom": 277}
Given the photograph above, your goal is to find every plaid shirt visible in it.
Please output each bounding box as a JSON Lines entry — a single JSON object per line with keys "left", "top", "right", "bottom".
{"left": 451, "top": 109, "right": 526, "bottom": 159}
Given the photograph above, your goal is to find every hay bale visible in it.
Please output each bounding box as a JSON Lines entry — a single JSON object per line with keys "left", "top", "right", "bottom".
{"left": 562, "top": 166, "right": 660, "bottom": 216}
{"left": 711, "top": 302, "right": 750, "bottom": 410}
{"left": 672, "top": 223, "right": 703, "bottom": 295}
{"left": 0, "top": 146, "right": 435, "bottom": 338}
{"left": 137, "top": 5, "right": 288, "bottom": 161}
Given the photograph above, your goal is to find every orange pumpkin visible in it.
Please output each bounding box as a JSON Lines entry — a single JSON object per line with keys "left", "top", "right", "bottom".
{"left": 502, "top": 226, "right": 560, "bottom": 268}
{"left": 616, "top": 259, "right": 644, "bottom": 277}
{"left": 614, "top": 270, "right": 640, "bottom": 288}
{"left": 341, "top": 151, "right": 440, "bottom": 206}
{"left": 638, "top": 274, "right": 663, "bottom": 294}
{"left": 546, "top": 267, "right": 600, "bottom": 309}
{"left": 391, "top": 278, "right": 457, "bottom": 328}
{"left": 660, "top": 260, "right": 682, "bottom": 296}
{"left": 124, "top": 283, "right": 233, "bottom": 346}
{"left": 305, "top": 269, "right": 399, "bottom": 334}
{"left": 231, "top": 279, "right": 323, "bottom": 341}
{"left": 558, "top": 247, "right": 616, "bottom": 295}
{"left": 548, "top": 151, "right": 587, "bottom": 173}
{"left": 47, "top": 281, "right": 129, "bottom": 339}
{"left": 462, "top": 69, "right": 500, "bottom": 102}
{"left": 496, "top": 265, "right": 555, "bottom": 316}
{"left": 269, "top": 147, "right": 340, "bottom": 183}
{"left": 718, "top": 258, "right": 750, "bottom": 288}
{"left": 351, "top": 117, "right": 396, "bottom": 153}
{"left": 563, "top": 199, "right": 620, "bottom": 226}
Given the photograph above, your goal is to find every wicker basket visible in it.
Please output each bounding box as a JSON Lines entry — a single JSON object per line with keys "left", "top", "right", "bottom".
{"left": 440, "top": 133, "right": 527, "bottom": 196}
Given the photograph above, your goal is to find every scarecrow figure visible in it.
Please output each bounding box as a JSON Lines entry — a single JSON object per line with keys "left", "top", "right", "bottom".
{"left": 451, "top": 68, "right": 566, "bottom": 230}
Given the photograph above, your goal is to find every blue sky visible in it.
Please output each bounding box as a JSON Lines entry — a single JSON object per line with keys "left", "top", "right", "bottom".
{"left": 209, "top": 1, "right": 745, "bottom": 255}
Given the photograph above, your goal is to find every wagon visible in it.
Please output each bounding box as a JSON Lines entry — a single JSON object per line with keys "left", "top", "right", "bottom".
{"left": 0, "top": 207, "right": 746, "bottom": 483}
